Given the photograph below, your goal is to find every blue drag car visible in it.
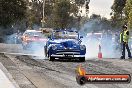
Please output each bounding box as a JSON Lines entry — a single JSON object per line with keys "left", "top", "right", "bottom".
{"left": 44, "top": 30, "right": 86, "bottom": 61}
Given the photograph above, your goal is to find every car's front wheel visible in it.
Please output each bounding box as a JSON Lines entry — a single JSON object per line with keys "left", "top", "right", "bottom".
{"left": 48, "top": 52, "right": 55, "bottom": 61}
{"left": 49, "top": 56, "right": 55, "bottom": 61}
{"left": 79, "top": 57, "right": 85, "bottom": 62}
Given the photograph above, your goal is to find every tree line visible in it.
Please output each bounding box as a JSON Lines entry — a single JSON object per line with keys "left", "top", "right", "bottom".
{"left": 111, "top": 0, "right": 132, "bottom": 29}
{"left": 0, "top": 0, "right": 89, "bottom": 30}
{"left": 1, "top": 0, "right": 132, "bottom": 32}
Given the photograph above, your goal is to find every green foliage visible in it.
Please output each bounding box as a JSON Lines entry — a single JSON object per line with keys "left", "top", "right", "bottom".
{"left": 0, "top": 0, "right": 88, "bottom": 29}
{"left": 111, "top": 0, "right": 127, "bottom": 28}
{"left": 90, "top": 14, "right": 101, "bottom": 19}
{"left": 26, "top": 0, "right": 54, "bottom": 28}
{"left": 52, "top": 0, "right": 78, "bottom": 29}
{"left": 111, "top": 0, "right": 126, "bottom": 14}
{"left": 0, "top": 0, "right": 27, "bottom": 27}
{"left": 75, "top": 0, "right": 85, "bottom": 6}
{"left": 124, "top": 0, "right": 132, "bottom": 28}
{"left": 26, "top": 0, "right": 78, "bottom": 29}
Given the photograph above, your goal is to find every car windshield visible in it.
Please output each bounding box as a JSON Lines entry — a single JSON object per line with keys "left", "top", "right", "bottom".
{"left": 24, "top": 32, "right": 44, "bottom": 38}
{"left": 53, "top": 31, "right": 78, "bottom": 39}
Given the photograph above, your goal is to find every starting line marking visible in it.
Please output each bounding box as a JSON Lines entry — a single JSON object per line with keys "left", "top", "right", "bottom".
{"left": 0, "top": 69, "right": 16, "bottom": 88}
{"left": 1, "top": 52, "right": 45, "bottom": 57}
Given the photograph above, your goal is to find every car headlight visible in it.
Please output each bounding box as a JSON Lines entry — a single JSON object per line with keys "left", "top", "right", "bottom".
{"left": 52, "top": 45, "right": 57, "bottom": 50}
{"left": 73, "top": 45, "right": 77, "bottom": 48}
{"left": 80, "top": 45, "right": 86, "bottom": 50}
{"left": 60, "top": 45, "right": 63, "bottom": 48}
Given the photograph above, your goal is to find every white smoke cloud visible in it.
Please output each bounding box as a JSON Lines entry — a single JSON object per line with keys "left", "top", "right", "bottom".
{"left": 80, "top": 19, "right": 121, "bottom": 59}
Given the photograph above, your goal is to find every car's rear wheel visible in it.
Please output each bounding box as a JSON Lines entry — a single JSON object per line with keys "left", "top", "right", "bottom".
{"left": 79, "top": 57, "right": 85, "bottom": 62}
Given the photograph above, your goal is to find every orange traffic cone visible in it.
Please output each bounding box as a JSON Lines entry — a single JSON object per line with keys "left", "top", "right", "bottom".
{"left": 98, "top": 44, "right": 102, "bottom": 59}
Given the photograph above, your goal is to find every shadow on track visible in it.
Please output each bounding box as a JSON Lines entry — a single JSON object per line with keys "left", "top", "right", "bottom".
{"left": 51, "top": 58, "right": 85, "bottom": 63}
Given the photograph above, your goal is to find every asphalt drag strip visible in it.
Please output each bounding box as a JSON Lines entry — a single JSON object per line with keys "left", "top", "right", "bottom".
{"left": 0, "top": 52, "right": 132, "bottom": 88}
{"left": 14, "top": 55, "right": 132, "bottom": 88}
